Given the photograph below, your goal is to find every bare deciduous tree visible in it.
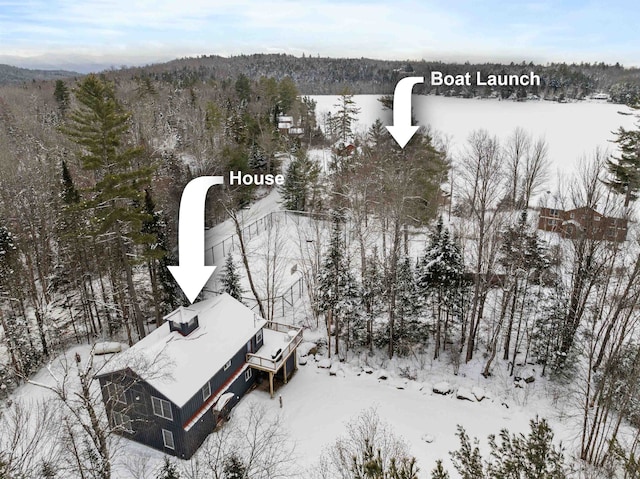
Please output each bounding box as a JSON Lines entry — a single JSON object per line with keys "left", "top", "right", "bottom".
{"left": 182, "top": 401, "right": 297, "bottom": 479}
{"left": 0, "top": 399, "right": 63, "bottom": 478}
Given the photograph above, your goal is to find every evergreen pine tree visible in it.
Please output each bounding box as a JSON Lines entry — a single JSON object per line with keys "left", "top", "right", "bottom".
{"left": 0, "top": 224, "right": 17, "bottom": 284}
{"left": 155, "top": 456, "right": 180, "bottom": 479}
{"left": 394, "top": 256, "right": 426, "bottom": 354}
{"left": 318, "top": 211, "right": 360, "bottom": 354}
{"left": 223, "top": 453, "right": 247, "bottom": 479}
{"left": 63, "top": 74, "right": 154, "bottom": 339}
{"left": 417, "top": 217, "right": 465, "bottom": 358}
{"left": 53, "top": 79, "right": 70, "bottom": 115}
{"left": 279, "top": 150, "right": 320, "bottom": 211}
{"left": 220, "top": 253, "right": 244, "bottom": 302}
{"left": 450, "top": 426, "right": 485, "bottom": 479}
{"left": 141, "top": 189, "right": 178, "bottom": 324}
{"left": 486, "top": 417, "right": 566, "bottom": 479}
{"left": 605, "top": 126, "right": 640, "bottom": 207}
{"left": 430, "top": 460, "right": 450, "bottom": 479}
{"left": 61, "top": 160, "right": 80, "bottom": 204}
{"left": 330, "top": 89, "right": 360, "bottom": 145}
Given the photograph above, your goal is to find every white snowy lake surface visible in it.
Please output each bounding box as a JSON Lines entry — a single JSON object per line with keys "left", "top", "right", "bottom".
{"left": 311, "top": 95, "right": 638, "bottom": 178}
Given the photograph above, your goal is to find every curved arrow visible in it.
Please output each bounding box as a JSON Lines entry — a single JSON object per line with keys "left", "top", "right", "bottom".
{"left": 168, "top": 176, "right": 225, "bottom": 303}
{"left": 386, "top": 76, "right": 425, "bottom": 148}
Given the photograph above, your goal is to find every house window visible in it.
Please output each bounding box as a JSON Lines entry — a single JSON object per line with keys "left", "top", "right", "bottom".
{"left": 151, "top": 397, "right": 173, "bottom": 421}
{"left": 594, "top": 216, "right": 600, "bottom": 221}
{"left": 570, "top": 213, "right": 575, "bottom": 219}
{"left": 112, "top": 411, "right": 132, "bottom": 432}
{"left": 256, "top": 329, "right": 263, "bottom": 344}
{"left": 162, "top": 429, "right": 175, "bottom": 450}
{"left": 105, "top": 382, "right": 126, "bottom": 405}
{"left": 550, "top": 208, "right": 558, "bottom": 216}
{"left": 245, "top": 369, "right": 253, "bottom": 382}
{"left": 224, "top": 360, "right": 232, "bottom": 371}
{"left": 202, "top": 382, "right": 211, "bottom": 401}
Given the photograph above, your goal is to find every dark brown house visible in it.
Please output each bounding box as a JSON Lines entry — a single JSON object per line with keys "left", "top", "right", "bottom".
{"left": 537, "top": 206, "right": 628, "bottom": 242}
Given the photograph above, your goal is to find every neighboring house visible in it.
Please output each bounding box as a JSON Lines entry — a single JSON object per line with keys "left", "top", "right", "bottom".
{"left": 537, "top": 206, "right": 628, "bottom": 242}
{"left": 95, "top": 293, "right": 303, "bottom": 459}
{"left": 277, "top": 115, "right": 304, "bottom": 136}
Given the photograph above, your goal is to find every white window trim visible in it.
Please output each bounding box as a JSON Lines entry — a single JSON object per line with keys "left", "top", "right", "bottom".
{"left": 224, "top": 360, "right": 232, "bottom": 371}
{"left": 106, "top": 382, "right": 126, "bottom": 406}
{"left": 245, "top": 368, "right": 252, "bottom": 382}
{"left": 202, "top": 382, "right": 211, "bottom": 401}
{"left": 162, "top": 429, "right": 175, "bottom": 450}
{"left": 256, "top": 329, "right": 263, "bottom": 344}
{"left": 152, "top": 396, "right": 173, "bottom": 421}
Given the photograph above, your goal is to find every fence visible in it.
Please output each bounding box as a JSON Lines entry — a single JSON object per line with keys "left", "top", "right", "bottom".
{"left": 205, "top": 209, "right": 331, "bottom": 265}
{"left": 237, "top": 276, "right": 305, "bottom": 320}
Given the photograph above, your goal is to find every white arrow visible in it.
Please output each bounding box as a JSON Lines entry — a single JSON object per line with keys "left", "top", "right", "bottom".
{"left": 386, "top": 76, "right": 424, "bottom": 148}
{"left": 168, "top": 176, "right": 224, "bottom": 303}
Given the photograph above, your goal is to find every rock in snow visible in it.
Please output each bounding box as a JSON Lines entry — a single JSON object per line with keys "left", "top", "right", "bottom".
{"left": 317, "top": 358, "right": 332, "bottom": 369}
{"left": 432, "top": 381, "right": 453, "bottom": 395}
{"left": 298, "top": 356, "right": 308, "bottom": 366}
{"left": 456, "top": 387, "right": 475, "bottom": 402}
{"left": 363, "top": 367, "right": 374, "bottom": 375}
{"left": 472, "top": 386, "right": 486, "bottom": 401}
{"left": 376, "top": 369, "right": 389, "bottom": 380}
{"left": 298, "top": 342, "right": 317, "bottom": 357}
{"left": 329, "top": 362, "right": 341, "bottom": 376}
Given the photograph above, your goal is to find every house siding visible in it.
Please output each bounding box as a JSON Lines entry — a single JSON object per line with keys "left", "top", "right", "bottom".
{"left": 179, "top": 346, "right": 248, "bottom": 423}
{"left": 181, "top": 361, "right": 258, "bottom": 458}
{"left": 538, "top": 206, "right": 628, "bottom": 242}
{"left": 98, "top": 371, "right": 185, "bottom": 457}
{"left": 95, "top": 324, "right": 275, "bottom": 459}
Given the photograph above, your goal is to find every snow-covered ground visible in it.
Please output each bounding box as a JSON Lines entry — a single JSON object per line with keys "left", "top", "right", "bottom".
{"left": 311, "top": 94, "right": 637, "bottom": 177}
{"left": 234, "top": 350, "right": 571, "bottom": 477}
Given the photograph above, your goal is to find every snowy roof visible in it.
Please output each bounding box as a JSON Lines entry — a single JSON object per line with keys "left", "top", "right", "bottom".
{"left": 96, "top": 293, "right": 266, "bottom": 408}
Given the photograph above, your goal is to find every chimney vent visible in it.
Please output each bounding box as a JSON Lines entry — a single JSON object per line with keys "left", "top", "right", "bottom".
{"left": 165, "top": 307, "right": 199, "bottom": 336}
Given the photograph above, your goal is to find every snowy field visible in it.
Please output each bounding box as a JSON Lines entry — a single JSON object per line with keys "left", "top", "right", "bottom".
{"left": 9, "top": 337, "right": 575, "bottom": 478}
{"left": 235, "top": 351, "right": 574, "bottom": 477}
{"left": 311, "top": 94, "right": 638, "bottom": 178}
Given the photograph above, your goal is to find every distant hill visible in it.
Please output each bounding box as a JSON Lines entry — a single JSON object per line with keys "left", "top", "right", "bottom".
{"left": 0, "top": 64, "right": 79, "bottom": 85}
{"left": 113, "top": 54, "right": 640, "bottom": 104}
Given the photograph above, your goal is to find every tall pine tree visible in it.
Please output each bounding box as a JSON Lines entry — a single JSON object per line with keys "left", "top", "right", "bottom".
{"left": 605, "top": 126, "right": 640, "bottom": 207}
{"left": 417, "top": 217, "right": 465, "bottom": 359}
{"left": 63, "top": 74, "right": 154, "bottom": 339}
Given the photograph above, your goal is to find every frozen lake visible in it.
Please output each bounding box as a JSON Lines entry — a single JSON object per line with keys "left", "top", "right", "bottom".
{"left": 310, "top": 95, "right": 638, "bottom": 178}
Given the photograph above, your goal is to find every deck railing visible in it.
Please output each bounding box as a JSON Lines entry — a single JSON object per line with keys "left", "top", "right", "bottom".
{"left": 246, "top": 323, "right": 303, "bottom": 372}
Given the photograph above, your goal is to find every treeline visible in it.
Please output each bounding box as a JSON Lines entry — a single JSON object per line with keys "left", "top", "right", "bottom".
{"left": 0, "top": 63, "right": 78, "bottom": 85}
{"left": 7, "top": 54, "right": 640, "bottom": 102}
{"left": 115, "top": 54, "right": 640, "bottom": 102}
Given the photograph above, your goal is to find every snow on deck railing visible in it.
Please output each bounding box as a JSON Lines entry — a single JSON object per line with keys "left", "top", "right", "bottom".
{"left": 246, "top": 325, "right": 303, "bottom": 372}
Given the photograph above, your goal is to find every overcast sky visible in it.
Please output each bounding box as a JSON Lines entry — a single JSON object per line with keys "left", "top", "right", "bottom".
{"left": 0, "top": 0, "right": 638, "bottom": 72}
